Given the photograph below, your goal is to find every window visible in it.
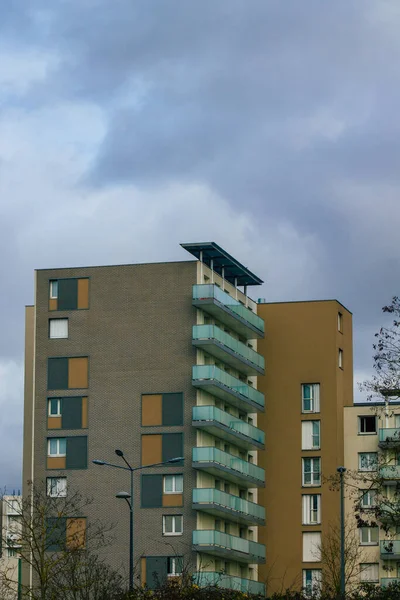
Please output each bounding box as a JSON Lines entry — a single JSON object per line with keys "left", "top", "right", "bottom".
{"left": 303, "top": 532, "right": 321, "bottom": 562}
{"left": 303, "top": 570, "right": 322, "bottom": 597}
{"left": 358, "top": 416, "right": 377, "bottom": 435}
{"left": 302, "top": 421, "right": 321, "bottom": 450}
{"left": 47, "top": 357, "right": 89, "bottom": 390}
{"left": 302, "top": 384, "right": 320, "bottom": 413}
{"left": 47, "top": 477, "right": 67, "bottom": 498}
{"left": 338, "top": 312, "right": 343, "bottom": 332}
{"left": 163, "top": 515, "right": 183, "bottom": 536}
{"left": 48, "top": 438, "right": 66, "bottom": 457}
{"left": 50, "top": 280, "right": 58, "bottom": 299}
{"left": 302, "top": 458, "right": 321, "bottom": 486}
{"left": 338, "top": 349, "right": 343, "bottom": 369}
{"left": 49, "top": 319, "right": 68, "bottom": 339}
{"left": 167, "top": 556, "right": 183, "bottom": 576}
{"left": 360, "top": 563, "right": 379, "bottom": 583}
{"left": 302, "top": 495, "right": 321, "bottom": 524}
{"left": 360, "top": 527, "right": 379, "bottom": 545}
{"left": 7, "top": 548, "right": 17, "bottom": 558}
{"left": 141, "top": 393, "right": 183, "bottom": 427}
{"left": 361, "top": 490, "right": 377, "bottom": 508}
{"left": 359, "top": 453, "right": 377, "bottom": 472}
{"left": 164, "top": 475, "right": 183, "bottom": 494}
{"left": 142, "top": 433, "right": 183, "bottom": 466}
{"left": 48, "top": 398, "right": 61, "bottom": 417}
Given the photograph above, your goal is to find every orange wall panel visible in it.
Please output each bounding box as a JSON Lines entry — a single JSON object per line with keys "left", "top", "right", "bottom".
{"left": 77, "top": 279, "right": 89, "bottom": 309}
{"left": 141, "top": 434, "right": 162, "bottom": 464}
{"left": 142, "top": 395, "right": 162, "bottom": 426}
{"left": 68, "top": 358, "right": 88, "bottom": 389}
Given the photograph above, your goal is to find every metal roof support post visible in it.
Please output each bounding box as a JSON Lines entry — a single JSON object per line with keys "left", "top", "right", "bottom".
{"left": 222, "top": 266, "right": 225, "bottom": 291}
{"left": 210, "top": 259, "right": 214, "bottom": 283}
{"left": 244, "top": 285, "right": 248, "bottom": 306}
{"left": 234, "top": 277, "right": 238, "bottom": 300}
{"left": 199, "top": 250, "right": 203, "bottom": 282}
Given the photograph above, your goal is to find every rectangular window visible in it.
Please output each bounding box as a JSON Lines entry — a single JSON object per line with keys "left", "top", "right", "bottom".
{"left": 48, "top": 357, "right": 89, "bottom": 390}
{"left": 47, "top": 397, "right": 87, "bottom": 430}
{"left": 302, "top": 458, "right": 321, "bottom": 486}
{"left": 303, "top": 570, "right": 322, "bottom": 597}
{"left": 48, "top": 398, "right": 61, "bottom": 417}
{"left": 7, "top": 548, "right": 17, "bottom": 558}
{"left": 360, "top": 563, "right": 379, "bottom": 583}
{"left": 49, "top": 319, "right": 68, "bottom": 339}
{"left": 302, "top": 384, "right": 320, "bottom": 413}
{"left": 163, "top": 475, "right": 183, "bottom": 494}
{"left": 361, "top": 490, "right": 377, "bottom": 508}
{"left": 302, "top": 495, "right": 321, "bottom": 524}
{"left": 48, "top": 438, "right": 66, "bottom": 457}
{"left": 360, "top": 527, "right": 379, "bottom": 545}
{"left": 141, "top": 433, "right": 183, "bottom": 466}
{"left": 339, "top": 349, "right": 343, "bottom": 369}
{"left": 50, "top": 280, "right": 58, "bottom": 299}
{"left": 303, "top": 532, "right": 322, "bottom": 562}
{"left": 358, "top": 416, "right": 377, "bottom": 434}
{"left": 47, "top": 477, "right": 67, "bottom": 498}
{"left": 359, "top": 452, "right": 377, "bottom": 472}
{"left": 338, "top": 312, "right": 343, "bottom": 332}
{"left": 167, "top": 556, "right": 183, "bottom": 576}
{"left": 141, "top": 393, "right": 183, "bottom": 427}
{"left": 302, "top": 421, "right": 321, "bottom": 450}
{"left": 49, "top": 278, "right": 89, "bottom": 311}
{"left": 163, "top": 515, "right": 183, "bottom": 536}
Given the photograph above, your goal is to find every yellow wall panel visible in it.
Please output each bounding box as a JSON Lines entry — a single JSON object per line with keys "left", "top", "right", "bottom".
{"left": 82, "top": 397, "right": 88, "bottom": 428}
{"left": 66, "top": 518, "right": 86, "bottom": 549}
{"left": 141, "top": 394, "right": 162, "bottom": 426}
{"left": 141, "top": 434, "right": 162, "bottom": 465}
{"left": 77, "top": 279, "right": 89, "bottom": 309}
{"left": 48, "top": 416, "right": 62, "bottom": 429}
{"left": 47, "top": 456, "right": 66, "bottom": 469}
{"left": 68, "top": 358, "right": 88, "bottom": 389}
{"left": 162, "top": 493, "right": 183, "bottom": 507}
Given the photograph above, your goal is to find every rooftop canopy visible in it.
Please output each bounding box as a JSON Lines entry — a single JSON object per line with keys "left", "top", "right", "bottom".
{"left": 181, "top": 242, "right": 263, "bottom": 287}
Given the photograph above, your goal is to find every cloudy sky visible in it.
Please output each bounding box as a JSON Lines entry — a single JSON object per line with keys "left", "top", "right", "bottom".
{"left": 1, "top": 0, "right": 399, "bottom": 490}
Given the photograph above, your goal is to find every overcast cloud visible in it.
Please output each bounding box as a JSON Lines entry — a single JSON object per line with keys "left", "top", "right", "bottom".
{"left": 0, "top": 0, "right": 399, "bottom": 490}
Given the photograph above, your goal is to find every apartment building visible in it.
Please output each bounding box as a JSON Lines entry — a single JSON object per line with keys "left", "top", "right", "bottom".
{"left": 23, "top": 242, "right": 266, "bottom": 595}
{"left": 257, "top": 301, "right": 353, "bottom": 595}
{"left": 344, "top": 401, "right": 400, "bottom": 588}
{"left": 0, "top": 494, "right": 22, "bottom": 599}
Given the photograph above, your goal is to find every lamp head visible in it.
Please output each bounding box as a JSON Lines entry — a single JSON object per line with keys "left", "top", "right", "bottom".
{"left": 115, "top": 449, "right": 124, "bottom": 457}
{"left": 115, "top": 491, "right": 131, "bottom": 500}
{"left": 92, "top": 459, "right": 106, "bottom": 466}
{"left": 337, "top": 466, "right": 346, "bottom": 474}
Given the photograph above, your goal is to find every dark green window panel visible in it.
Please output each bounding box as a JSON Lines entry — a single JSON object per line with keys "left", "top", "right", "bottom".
{"left": 62, "top": 397, "right": 82, "bottom": 429}
{"left": 66, "top": 436, "right": 87, "bottom": 469}
{"left": 48, "top": 358, "right": 68, "bottom": 390}
{"left": 58, "top": 279, "right": 78, "bottom": 310}
{"left": 162, "top": 433, "right": 183, "bottom": 464}
{"left": 162, "top": 393, "right": 183, "bottom": 426}
{"left": 46, "top": 517, "right": 66, "bottom": 551}
{"left": 141, "top": 474, "right": 163, "bottom": 508}
{"left": 146, "top": 557, "right": 167, "bottom": 590}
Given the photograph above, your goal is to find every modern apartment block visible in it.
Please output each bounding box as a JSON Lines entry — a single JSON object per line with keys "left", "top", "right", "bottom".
{"left": 257, "top": 301, "right": 353, "bottom": 595}
{"left": 344, "top": 401, "right": 400, "bottom": 588}
{"left": 0, "top": 494, "right": 22, "bottom": 598}
{"left": 23, "top": 243, "right": 267, "bottom": 595}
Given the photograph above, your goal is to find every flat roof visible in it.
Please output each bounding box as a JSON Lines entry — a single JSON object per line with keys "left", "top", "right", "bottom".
{"left": 181, "top": 242, "right": 263, "bottom": 286}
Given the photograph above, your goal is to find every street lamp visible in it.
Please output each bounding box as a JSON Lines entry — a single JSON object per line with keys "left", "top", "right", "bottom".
{"left": 337, "top": 466, "right": 347, "bottom": 600}
{"left": 93, "top": 450, "right": 184, "bottom": 592}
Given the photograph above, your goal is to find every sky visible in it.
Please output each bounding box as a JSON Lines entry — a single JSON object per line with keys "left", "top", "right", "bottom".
{"left": 1, "top": 0, "right": 399, "bottom": 490}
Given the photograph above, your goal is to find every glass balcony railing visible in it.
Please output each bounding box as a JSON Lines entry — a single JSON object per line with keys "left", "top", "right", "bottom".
{"left": 193, "top": 325, "right": 265, "bottom": 374}
{"left": 193, "top": 530, "right": 266, "bottom": 563}
{"left": 192, "top": 488, "right": 265, "bottom": 524}
{"left": 192, "top": 406, "right": 265, "bottom": 449}
{"left": 380, "top": 466, "right": 400, "bottom": 481}
{"left": 379, "top": 429, "right": 400, "bottom": 446}
{"left": 194, "top": 571, "right": 265, "bottom": 595}
{"left": 192, "top": 365, "right": 265, "bottom": 412}
{"left": 192, "top": 447, "right": 265, "bottom": 487}
{"left": 382, "top": 578, "right": 400, "bottom": 587}
{"left": 192, "top": 284, "right": 264, "bottom": 338}
{"left": 380, "top": 540, "right": 400, "bottom": 559}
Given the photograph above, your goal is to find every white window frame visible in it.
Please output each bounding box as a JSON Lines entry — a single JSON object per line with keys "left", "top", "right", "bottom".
{"left": 360, "top": 563, "right": 379, "bottom": 583}
{"left": 47, "top": 438, "right": 66, "bottom": 457}
{"left": 360, "top": 489, "right": 377, "bottom": 508}
{"left": 167, "top": 556, "right": 182, "bottom": 576}
{"left": 303, "top": 532, "right": 322, "bottom": 562}
{"left": 163, "top": 475, "right": 183, "bottom": 494}
{"left": 49, "top": 280, "right": 58, "bottom": 299}
{"left": 49, "top": 318, "right": 69, "bottom": 339}
{"left": 302, "top": 384, "right": 320, "bottom": 414}
{"left": 358, "top": 452, "right": 377, "bottom": 472}
{"left": 303, "top": 569, "right": 322, "bottom": 597}
{"left": 302, "top": 494, "right": 321, "bottom": 525}
{"left": 47, "top": 477, "right": 67, "bottom": 498}
{"left": 302, "top": 458, "right": 321, "bottom": 486}
{"left": 360, "top": 527, "right": 379, "bottom": 545}
{"left": 48, "top": 398, "right": 62, "bottom": 417}
{"left": 338, "top": 312, "right": 343, "bottom": 332}
{"left": 302, "top": 421, "right": 321, "bottom": 450}
{"left": 358, "top": 416, "right": 377, "bottom": 435}
{"left": 338, "top": 348, "right": 343, "bottom": 368}
{"left": 7, "top": 548, "right": 17, "bottom": 558}
{"left": 162, "top": 515, "right": 183, "bottom": 536}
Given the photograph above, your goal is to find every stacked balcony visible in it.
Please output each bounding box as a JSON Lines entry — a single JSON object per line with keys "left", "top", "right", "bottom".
{"left": 192, "top": 447, "right": 265, "bottom": 488}
{"left": 379, "top": 428, "right": 400, "bottom": 448}
{"left": 195, "top": 571, "right": 265, "bottom": 595}
{"left": 380, "top": 540, "right": 400, "bottom": 559}
{"left": 192, "top": 406, "right": 264, "bottom": 450}
{"left": 193, "top": 530, "right": 266, "bottom": 564}
{"left": 380, "top": 466, "right": 400, "bottom": 484}
{"left": 382, "top": 578, "right": 400, "bottom": 587}
{"left": 192, "top": 488, "right": 265, "bottom": 526}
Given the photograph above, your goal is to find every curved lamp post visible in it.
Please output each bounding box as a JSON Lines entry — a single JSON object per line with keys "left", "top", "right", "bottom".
{"left": 337, "top": 466, "right": 347, "bottom": 600}
{"left": 93, "top": 450, "right": 184, "bottom": 591}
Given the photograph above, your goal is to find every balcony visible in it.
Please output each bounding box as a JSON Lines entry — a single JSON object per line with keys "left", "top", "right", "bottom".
{"left": 194, "top": 571, "right": 265, "bottom": 595}
{"left": 380, "top": 466, "right": 400, "bottom": 484}
{"left": 192, "top": 406, "right": 264, "bottom": 450}
{"left": 192, "top": 365, "right": 264, "bottom": 414}
{"left": 192, "top": 447, "right": 265, "bottom": 488}
{"left": 193, "top": 530, "right": 266, "bottom": 564}
{"left": 379, "top": 428, "right": 400, "bottom": 448}
{"left": 382, "top": 578, "right": 400, "bottom": 587}
{"left": 192, "top": 325, "right": 265, "bottom": 376}
{"left": 380, "top": 540, "right": 400, "bottom": 560}
{"left": 192, "top": 285, "right": 264, "bottom": 339}
{"left": 192, "top": 488, "right": 265, "bottom": 526}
